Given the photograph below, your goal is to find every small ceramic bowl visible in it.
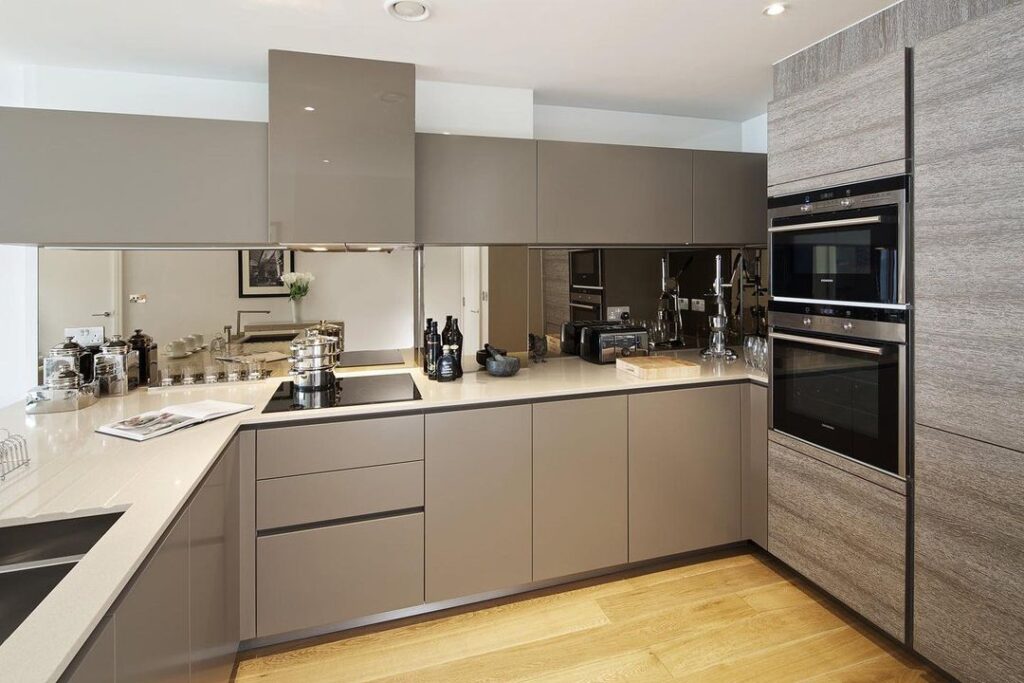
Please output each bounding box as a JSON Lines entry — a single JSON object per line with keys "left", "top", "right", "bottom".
{"left": 486, "top": 354, "right": 520, "bottom": 377}
{"left": 476, "top": 345, "right": 508, "bottom": 367}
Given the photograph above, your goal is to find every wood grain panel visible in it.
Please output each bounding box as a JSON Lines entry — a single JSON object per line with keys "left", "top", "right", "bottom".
{"left": 768, "top": 430, "right": 907, "bottom": 495}
{"left": 628, "top": 385, "right": 742, "bottom": 562}
{"left": 256, "top": 460, "right": 423, "bottom": 530}
{"left": 768, "top": 50, "right": 906, "bottom": 188}
{"left": 904, "top": 0, "right": 1018, "bottom": 44}
{"left": 913, "top": 2, "right": 1024, "bottom": 452}
{"left": 537, "top": 141, "right": 693, "bottom": 245}
{"left": 767, "top": 159, "right": 908, "bottom": 199}
{"left": 914, "top": 425, "right": 1024, "bottom": 682}
{"left": 767, "top": 441, "right": 906, "bottom": 641}
{"left": 692, "top": 151, "right": 767, "bottom": 245}
{"left": 416, "top": 133, "right": 537, "bottom": 244}
{"left": 425, "top": 405, "right": 533, "bottom": 602}
{"left": 542, "top": 249, "right": 569, "bottom": 337}
{"left": 256, "top": 414, "right": 423, "bottom": 480}
{"left": 256, "top": 513, "right": 424, "bottom": 637}
{"left": 772, "top": 3, "right": 906, "bottom": 100}
{"left": 532, "top": 396, "right": 628, "bottom": 581}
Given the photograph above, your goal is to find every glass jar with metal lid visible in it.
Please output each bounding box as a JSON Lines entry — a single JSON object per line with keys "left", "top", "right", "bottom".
{"left": 94, "top": 334, "right": 141, "bottom": 394}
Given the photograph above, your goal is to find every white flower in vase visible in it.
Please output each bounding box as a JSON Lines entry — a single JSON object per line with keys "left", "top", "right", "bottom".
{"left": 281, "top": 272, "right": 314, "bottom": 301}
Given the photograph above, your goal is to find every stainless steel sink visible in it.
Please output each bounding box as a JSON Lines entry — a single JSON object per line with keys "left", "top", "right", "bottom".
{"left": 0, "top": 511, "right": 122, "bottom": 644}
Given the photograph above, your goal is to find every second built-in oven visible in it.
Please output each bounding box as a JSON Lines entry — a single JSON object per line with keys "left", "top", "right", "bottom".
{"left": 769, "top": 301, "right": 908, "bottom": 477}
{"left": 769, "top": 175, "right": 908, "bottom": 307}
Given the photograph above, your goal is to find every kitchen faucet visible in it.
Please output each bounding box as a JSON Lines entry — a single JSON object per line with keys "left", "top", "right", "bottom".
{"left": 234, "top": 310, "right": 271, "bottom": 340}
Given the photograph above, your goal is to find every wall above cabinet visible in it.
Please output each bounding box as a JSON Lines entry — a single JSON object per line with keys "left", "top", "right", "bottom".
{"left": 268, "top": 50, "right": 415, "bottom": 246}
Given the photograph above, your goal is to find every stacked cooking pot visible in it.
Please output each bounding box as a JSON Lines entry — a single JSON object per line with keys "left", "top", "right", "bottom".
{"left": 288, "top": 327, "right": 340, "bottom": 390}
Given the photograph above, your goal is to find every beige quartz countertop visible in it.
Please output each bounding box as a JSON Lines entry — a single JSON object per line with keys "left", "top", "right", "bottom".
{"left": 0, "top": 350, "right": 764, "bottom": 683}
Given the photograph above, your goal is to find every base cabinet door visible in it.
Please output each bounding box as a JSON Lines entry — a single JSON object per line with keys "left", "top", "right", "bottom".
{"left": 256, "top": 513, "right": 424, "bottom": 637}
{"left": 189, "top": 439, "right": 240, "bottom": 683}
{"left": 532, "top": 396, "right": 628, "bottom": 581}
{"left": 64, "top": 616, "right": 116, "bottom": 683}
{"left": 628, "top": 385, "right": 742, "bottom": 562}
{"left": 425, "top": 405, "right": 532, "bottom": 602}
{"left": 768, "top": 440, "right": 906, "bottom": 641}
{"left": 116, "top": 511, "right": 191, "bottom": 683}
{"left": 914, "top": 425, "right": 1024, "bottom": 682}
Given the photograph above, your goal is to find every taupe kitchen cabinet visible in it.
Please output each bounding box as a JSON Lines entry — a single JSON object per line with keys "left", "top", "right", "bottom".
{"left": 913, "top": 1, "right": 1024, "bottom": 453}
{"left": 741, "top": 383, "right": 768, "bottom": 548}
{"left": 627, "top": 384, "right": 742, "bottom": 562}
{"left": 416, "top": 134, "right": 538, "bottom": 244}
{"left": 63, "top": 616, "right": 115, "bottom": 683}
{"left": 115, "top": 510, "right": 191, "bottom": 682}
{"left": 189, "top": 438, "right": 241, "bottom": 683}
{"left": 532, "top": 396, "right": 628, "bottom": 582}
{"left": 268, "top": 50, "right": 414, "bottom": 245}
{"left": 767, "top": 50, "right": 907, "bottom": 195}
{"left": 767, "top": 439, "right": 906, "bottom": 642}
{"left": 914, "top": 425, "right": 1024, "bottom": 682}
{"left": 537, "top": 140, "right": 693, "bottom": 244}
{"left": 0, "top": 107, "right": 267, "bottom": 245}
{"left": 425, "top": 405, "right": 533, "bottom": 602}
{"left": 692, "top": 151, "right": 767, "bottom": 245}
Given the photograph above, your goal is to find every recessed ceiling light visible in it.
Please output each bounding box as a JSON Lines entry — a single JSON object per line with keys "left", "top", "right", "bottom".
{"left": 304, "top": 106, "right": 316, "bottom": 111}
{"left": 763, "top": 3, "right": 786, "bottom": 16}
{"left": 322, "top": 159, "right": 331, "bottom": 163}
{"left": 385, "top": 0, "right": 430, "bottom": 22}
{"left": 310, "top": 246, "right": 328, "bottom": 252}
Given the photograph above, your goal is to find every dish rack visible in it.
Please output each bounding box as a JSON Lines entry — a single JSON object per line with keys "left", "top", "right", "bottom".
{"left": 0, "top": 429, "right": 29, "bottom": 482}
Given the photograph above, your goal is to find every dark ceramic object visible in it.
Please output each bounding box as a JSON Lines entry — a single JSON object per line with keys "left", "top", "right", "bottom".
{"left": 486, "top": 354, "right": 520, "bottom": 377}
{"left": 476, "top": 345, "right": 507, "bottom": 368}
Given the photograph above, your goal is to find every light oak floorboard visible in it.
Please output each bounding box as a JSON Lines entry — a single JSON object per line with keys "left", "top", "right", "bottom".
{"left": 235, "top": 550, "right": 945, "bottom": 683}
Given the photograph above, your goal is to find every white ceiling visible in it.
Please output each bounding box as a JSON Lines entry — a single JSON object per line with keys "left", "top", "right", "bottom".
{"left": 0, "top": 0, "right": 896, "bottom": 121}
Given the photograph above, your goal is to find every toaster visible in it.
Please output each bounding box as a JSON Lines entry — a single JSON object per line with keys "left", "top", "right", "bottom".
{"left": 579, "top": 325, "right": 650, "bottom": 364}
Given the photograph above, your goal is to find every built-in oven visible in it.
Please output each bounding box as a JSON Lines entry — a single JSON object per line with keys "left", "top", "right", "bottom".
{"left": 570, "top": 249, "right": 603, "bottom": 291}
{"left": 769, "top": 175, "right": 908, "bottom": 307}
{"left": 768, "top": 301, "right": 908, "bottom": 477}
{"left": 568, "top": 291, "right": 603, "bottom": 322}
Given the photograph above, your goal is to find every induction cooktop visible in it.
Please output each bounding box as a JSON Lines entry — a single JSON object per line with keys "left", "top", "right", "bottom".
{"left": 261, "top": 374, "right": 422, "bottom": 413}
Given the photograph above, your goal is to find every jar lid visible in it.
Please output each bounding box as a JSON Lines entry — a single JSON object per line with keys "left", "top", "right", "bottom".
{"left": 49, "top": 336, "right": 83, "bottom": 356}
{"left": 100, "top": 334, "right": 130, "bottom": 353}
{"left": 50, "top": 367, "right": 82, "bottom": 389}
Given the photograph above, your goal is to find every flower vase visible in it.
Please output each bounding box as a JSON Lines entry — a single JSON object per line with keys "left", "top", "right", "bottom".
{"left": 290, "top": 298, "right": 303, "bottom": 323}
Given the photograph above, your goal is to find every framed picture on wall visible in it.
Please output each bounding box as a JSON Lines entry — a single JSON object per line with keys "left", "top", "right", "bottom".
{"left": 238, "top": 249, "right": 295, "bottom": 298}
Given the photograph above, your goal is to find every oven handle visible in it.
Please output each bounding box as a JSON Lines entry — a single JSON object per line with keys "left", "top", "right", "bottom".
{"left": 769, "top": 331, "right": 884, "bottom": 356}
{"left": 569, "top": 302, "right": 600, "bottom": 310}
{"left": 768, "top": 215, "right": 882, "bottom": 233}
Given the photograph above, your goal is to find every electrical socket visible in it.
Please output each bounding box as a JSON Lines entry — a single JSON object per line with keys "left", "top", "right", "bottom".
{"left": 678, "top": 298, "right": 690, "bottom": 311}
{"left": 65, "top": 326, "right": 104, "bottom": 345}
{"left": 606, "top": 306, "right": 630, "bottom": 321}
{"left": 129, "top": 293, "right": 148, "bottom": 303}
{"left": 691, "top": 298, "right": 706, "bottom": 312}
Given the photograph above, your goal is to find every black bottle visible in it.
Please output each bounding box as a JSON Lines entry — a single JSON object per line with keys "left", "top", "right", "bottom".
{"left": 438, "top": 346, "right": 456, "bottom": 382}
{"left": 449, "top": 318, "right": 464, "bottom": 378}
{"left": 422, "top": 317, "right": 433, "bottom": 374}
{"left": 426, "top": 321, "right": 442, "bottom": 380}
{"left": 441, "top": 315, "right": 453, "bottom": 345}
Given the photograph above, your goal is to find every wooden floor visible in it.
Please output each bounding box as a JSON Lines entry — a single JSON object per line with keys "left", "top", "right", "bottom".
{"left": 234, "top": 549, "right": 947, "bottom": 682}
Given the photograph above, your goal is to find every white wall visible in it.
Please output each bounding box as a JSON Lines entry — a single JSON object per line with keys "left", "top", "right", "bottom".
{"left": 0, "top": 246, "right": 37, "bottom": 404}
{"left": 118, "top": 251, "right": 413, "bottom": 351}
{"left": 741, "top": 113, "right": 768, "bottom": 153}
{"left": 534, "top": 104, "right": 742, "bottom": 151}
{"left": 416, "top": 81, "right": 533, "bottom": 138}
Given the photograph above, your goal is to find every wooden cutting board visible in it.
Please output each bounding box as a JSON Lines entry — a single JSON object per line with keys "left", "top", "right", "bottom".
{"left": 616, "top": 356, "right": 702, "bottom": 380}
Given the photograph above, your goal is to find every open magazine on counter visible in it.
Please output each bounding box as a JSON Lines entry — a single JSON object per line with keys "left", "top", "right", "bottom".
{"left": 96, "top": 400, "right": 253, "bottom": 441}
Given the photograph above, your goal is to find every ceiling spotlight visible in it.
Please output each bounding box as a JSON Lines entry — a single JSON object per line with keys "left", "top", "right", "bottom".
{"left": 385, "top": 0, "right": 430, "bottom": 22}
{"left": 763, "top": 3, "right": 786, "bottom": 16}
{"left": 304, "top": 106, "right": 316, "bottom": 111}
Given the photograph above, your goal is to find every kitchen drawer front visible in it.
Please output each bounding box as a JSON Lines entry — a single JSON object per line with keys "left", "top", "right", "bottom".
{"left": 256, "top": 414, "right": 423, "bottom": 479}
{"left": 256, "top": 460, "right": 423, "bottom": 530}
{"left": 768, "top": 441, "right": 906, "bottom": 641}
{"left": 767, "top": 50, "right": 906, "bottom": 189}
{"left": 256, "top": 512, "right": 424, "bottom": 637}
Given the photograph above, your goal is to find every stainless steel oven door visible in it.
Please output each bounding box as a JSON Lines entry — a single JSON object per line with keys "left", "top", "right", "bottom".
{"left": 768, "top": 329, "right": 906, "bottom": 477}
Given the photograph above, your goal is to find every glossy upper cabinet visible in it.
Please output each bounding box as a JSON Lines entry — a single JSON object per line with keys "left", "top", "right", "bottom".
{"left": 0, "top": 107, "right": 267, "bottom": 246}
{"left": 416, "top": 134, "right": 537, "bottom": 244}
{"left": 537, "top": 141, "right": 693, "bottom": 245}
{"left": 268, "top": 50, "right": 415, "bottom": 245}
{"left": 692, "top": 151, "right": 767, "bottom": 245}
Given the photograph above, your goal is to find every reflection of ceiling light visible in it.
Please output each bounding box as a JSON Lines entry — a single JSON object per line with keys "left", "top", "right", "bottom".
{"left": 763, "top": 3, "right": 786, "bottom": 16}
{"left": 310, "top": 246, "right": 327, "bottom": 252}
{"left": 366, "top": 247, "right": 384, "bottom": 252}
{"left": 379, "top": 91, "right": 407, "bottom": 104}
{"left": 322, "top": 159, "right": 330, "bottom": 163}
{"left": 304, "top": 106, "right": 316, "bottom": 111}
{"left": 385, "top": 0, "right": 430, "bottom": 22}
{"left": 442, "top": 131, "right": 452, "bottom": 135}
